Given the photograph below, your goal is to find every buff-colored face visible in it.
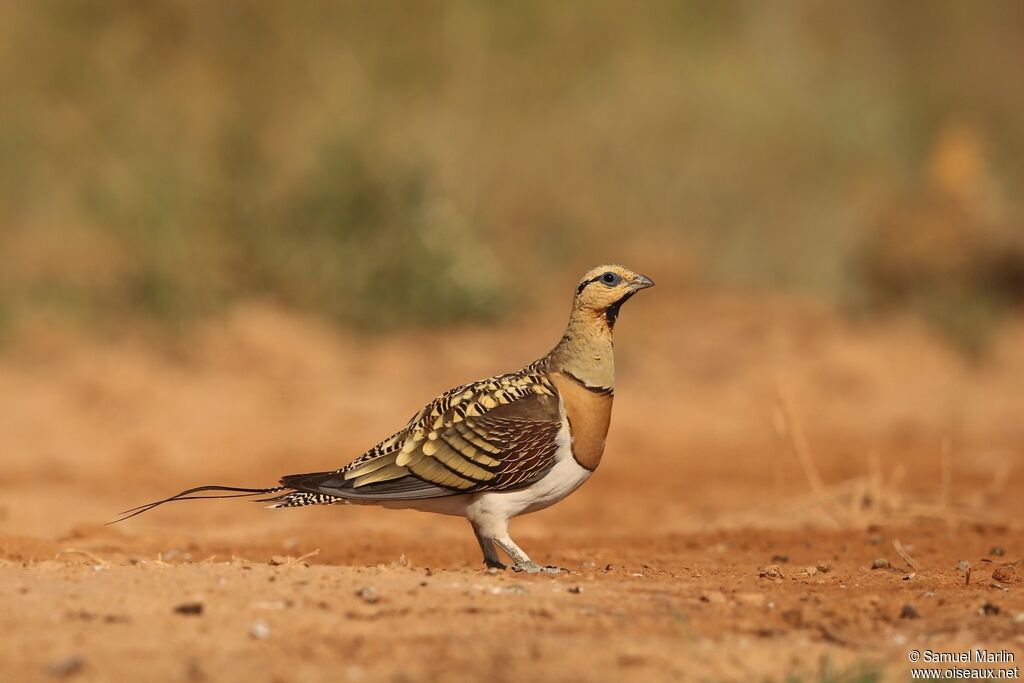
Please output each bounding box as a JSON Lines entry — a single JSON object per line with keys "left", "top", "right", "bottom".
{"left": 573, "top": 264, "right": 655, "bottom": 316}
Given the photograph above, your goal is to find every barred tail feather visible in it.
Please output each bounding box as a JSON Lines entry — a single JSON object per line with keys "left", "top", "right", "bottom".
{"left": 259, "top": 490, "right": 347, "bottom": 508}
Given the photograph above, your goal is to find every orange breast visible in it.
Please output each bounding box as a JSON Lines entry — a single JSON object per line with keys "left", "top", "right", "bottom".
{"left": 550, "top": 372, "right": 613, "bottom": 471}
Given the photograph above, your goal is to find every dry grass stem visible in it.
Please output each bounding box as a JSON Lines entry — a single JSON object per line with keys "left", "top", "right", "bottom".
{"left": 55, "top": 549, "right": 108, "bottom": 566}
{"left": 892, "top": 538, "right": 921, "bottom": 572}
{"left": 773, "top": 381, "right": 837, "bottom": 526}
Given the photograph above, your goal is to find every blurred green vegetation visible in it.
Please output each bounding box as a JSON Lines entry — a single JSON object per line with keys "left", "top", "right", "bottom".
{"left": 1, "top": 1, "right": 1022, "bottom": 343}
{"left": 781, "top": 658, "right": 882, "bottom": 683}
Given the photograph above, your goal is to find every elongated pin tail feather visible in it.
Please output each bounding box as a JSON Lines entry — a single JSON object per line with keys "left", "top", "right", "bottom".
{"left": 108, "top": 484, "right": 286, "bottom": 525}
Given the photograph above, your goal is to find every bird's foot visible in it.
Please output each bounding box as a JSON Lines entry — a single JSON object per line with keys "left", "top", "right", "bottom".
{"left": 512, "top": 561, "right": 564, "bottom": 574}
{"left": 483, "top": 558, "right": 508, "bottom": 572}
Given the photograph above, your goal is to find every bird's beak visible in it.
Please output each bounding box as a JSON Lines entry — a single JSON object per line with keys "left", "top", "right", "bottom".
{"left": 631, "top": 274, "right": 655, "bottom": 291}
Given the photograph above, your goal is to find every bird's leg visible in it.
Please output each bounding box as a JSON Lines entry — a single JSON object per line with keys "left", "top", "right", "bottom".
{"left": 493, "top": 535, "right": 562, "bottom": 574}
{"left": 471, "top": 523, "right": 506, "bottom": 570}
{"left": 467, "top": 510, "right": 562, "bottom": 573}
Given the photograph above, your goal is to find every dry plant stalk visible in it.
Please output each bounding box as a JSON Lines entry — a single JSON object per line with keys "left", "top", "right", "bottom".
{"left": 773, "top": 381, "right": 838, "bottom": 527}
{"left": 713, "top": 383, "right": 1015, "bottom": 532}
{"left": 55, "top": 549, "right": 108, "bottom": 566}
{"left": 294, "top": 549, "right": 320, "bottom": 564}
{"left": 940, "top": 437, "right": 955, "bottom": 528}
{"left": 892, "top": 538, "right": 920, "bottom": 572}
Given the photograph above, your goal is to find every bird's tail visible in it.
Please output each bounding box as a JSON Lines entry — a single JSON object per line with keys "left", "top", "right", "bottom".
{"left": 108, "top": 484, "right": 287, "bottom": 524}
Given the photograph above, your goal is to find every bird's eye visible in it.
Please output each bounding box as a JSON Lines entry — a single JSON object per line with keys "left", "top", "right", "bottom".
{"left": 601, "top": 272, "right": 621, "bottom": 286}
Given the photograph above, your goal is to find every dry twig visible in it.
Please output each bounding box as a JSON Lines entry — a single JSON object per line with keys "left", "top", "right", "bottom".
{"left": 892, "top": 538, "right": 920, "bottom": 572}
{"left": 773, "top": 381, "right": 837, "bottom": 526}
{"left": 55, "top": 549, "right": 108, "bottom": 566}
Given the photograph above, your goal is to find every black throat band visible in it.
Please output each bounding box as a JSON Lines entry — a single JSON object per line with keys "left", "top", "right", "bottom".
{"left": 605, "top": 291, "right": 636, "bottom": 328}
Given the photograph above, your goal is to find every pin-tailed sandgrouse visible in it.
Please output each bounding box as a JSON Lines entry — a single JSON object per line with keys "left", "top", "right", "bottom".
{"left": 117, "top": 265, "right": 654, "bottom": 572}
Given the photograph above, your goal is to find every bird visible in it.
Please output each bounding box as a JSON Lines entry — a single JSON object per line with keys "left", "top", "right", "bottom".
{"left": 115, "top": 264, "right": 654, "bottom": 572}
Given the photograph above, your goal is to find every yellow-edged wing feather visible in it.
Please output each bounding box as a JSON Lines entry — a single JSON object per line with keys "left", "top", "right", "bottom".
{"left": 308, "top": 365, "right": 562, "bottom": 499}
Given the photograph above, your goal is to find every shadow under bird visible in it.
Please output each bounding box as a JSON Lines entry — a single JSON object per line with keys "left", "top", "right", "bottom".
{"left": 115, "top": 264, "right": 654, "bottom": 572}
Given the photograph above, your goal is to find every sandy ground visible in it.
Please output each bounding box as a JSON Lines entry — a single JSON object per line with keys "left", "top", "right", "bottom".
{"left": 1, "top": 293, "right": 1023, "bottom": 682}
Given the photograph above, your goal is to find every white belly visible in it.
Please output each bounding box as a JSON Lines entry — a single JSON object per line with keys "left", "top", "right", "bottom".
{"left": 472, "top": 452, "right": 590, "bottom": 518}
{"left": 463, "top": 419, "right": 590, "bottom": 527}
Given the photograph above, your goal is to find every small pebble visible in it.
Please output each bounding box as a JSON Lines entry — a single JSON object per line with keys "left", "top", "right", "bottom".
{"left": 899, "top": 604, "right": 920, "bottom": 619}
{"left": 871, "top": 559, "right": 890, "bottom": 570}
{"left": 956, "top": 560, "right": 971, "bottom": 572}
{"left": 771, "top": 554, "right": 789, "bottom": 563}
{"left": 868, "top": 534, "right": 884, "bottom": 545}
{"left": 173, "top": 602, "right": 203, "bottom": 616}
{"left": 268, "top": 556, "right": 289, "bottom": 566}
{"left": 355, "top": 586, "right": 380, "bottom": 604}
{"left": 185, "top": 659, "right": 204, "bottom": 682}
{"left": 990, "top": 546, "right": 1005, "bottom": 557}
{"left": 568, "top": 586, "right": 583, "bottom": 594}
{"left": 815, "top": 561, "right": 832, "bottom": 573}
{"left": 980, "top": 602, "right": 1000, "bottom": 616}
{"left": 992, "top": 567, "right": 1016, "bottom": 584}
{"left": 758, "top": 565, "right": 784, "bottom": 580}
{"left": 249, "top": 620, "right": 271, "bottom": 640}
{"left": 46, "top": 655, "right": 85, "bottom": 678}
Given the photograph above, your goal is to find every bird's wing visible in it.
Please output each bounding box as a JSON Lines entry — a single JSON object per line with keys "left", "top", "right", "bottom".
{"left": 278, "top": 368, "right": 563, "bottom": 502}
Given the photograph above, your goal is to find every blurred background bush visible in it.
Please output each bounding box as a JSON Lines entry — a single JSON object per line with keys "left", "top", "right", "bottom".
{"left": 1, "top": 0, "right": 1022, "bottom": 347}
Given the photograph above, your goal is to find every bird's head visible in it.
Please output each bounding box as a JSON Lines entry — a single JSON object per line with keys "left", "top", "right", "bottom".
{"left": 572, "top": 264, "right": 655, "bottom": 328}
